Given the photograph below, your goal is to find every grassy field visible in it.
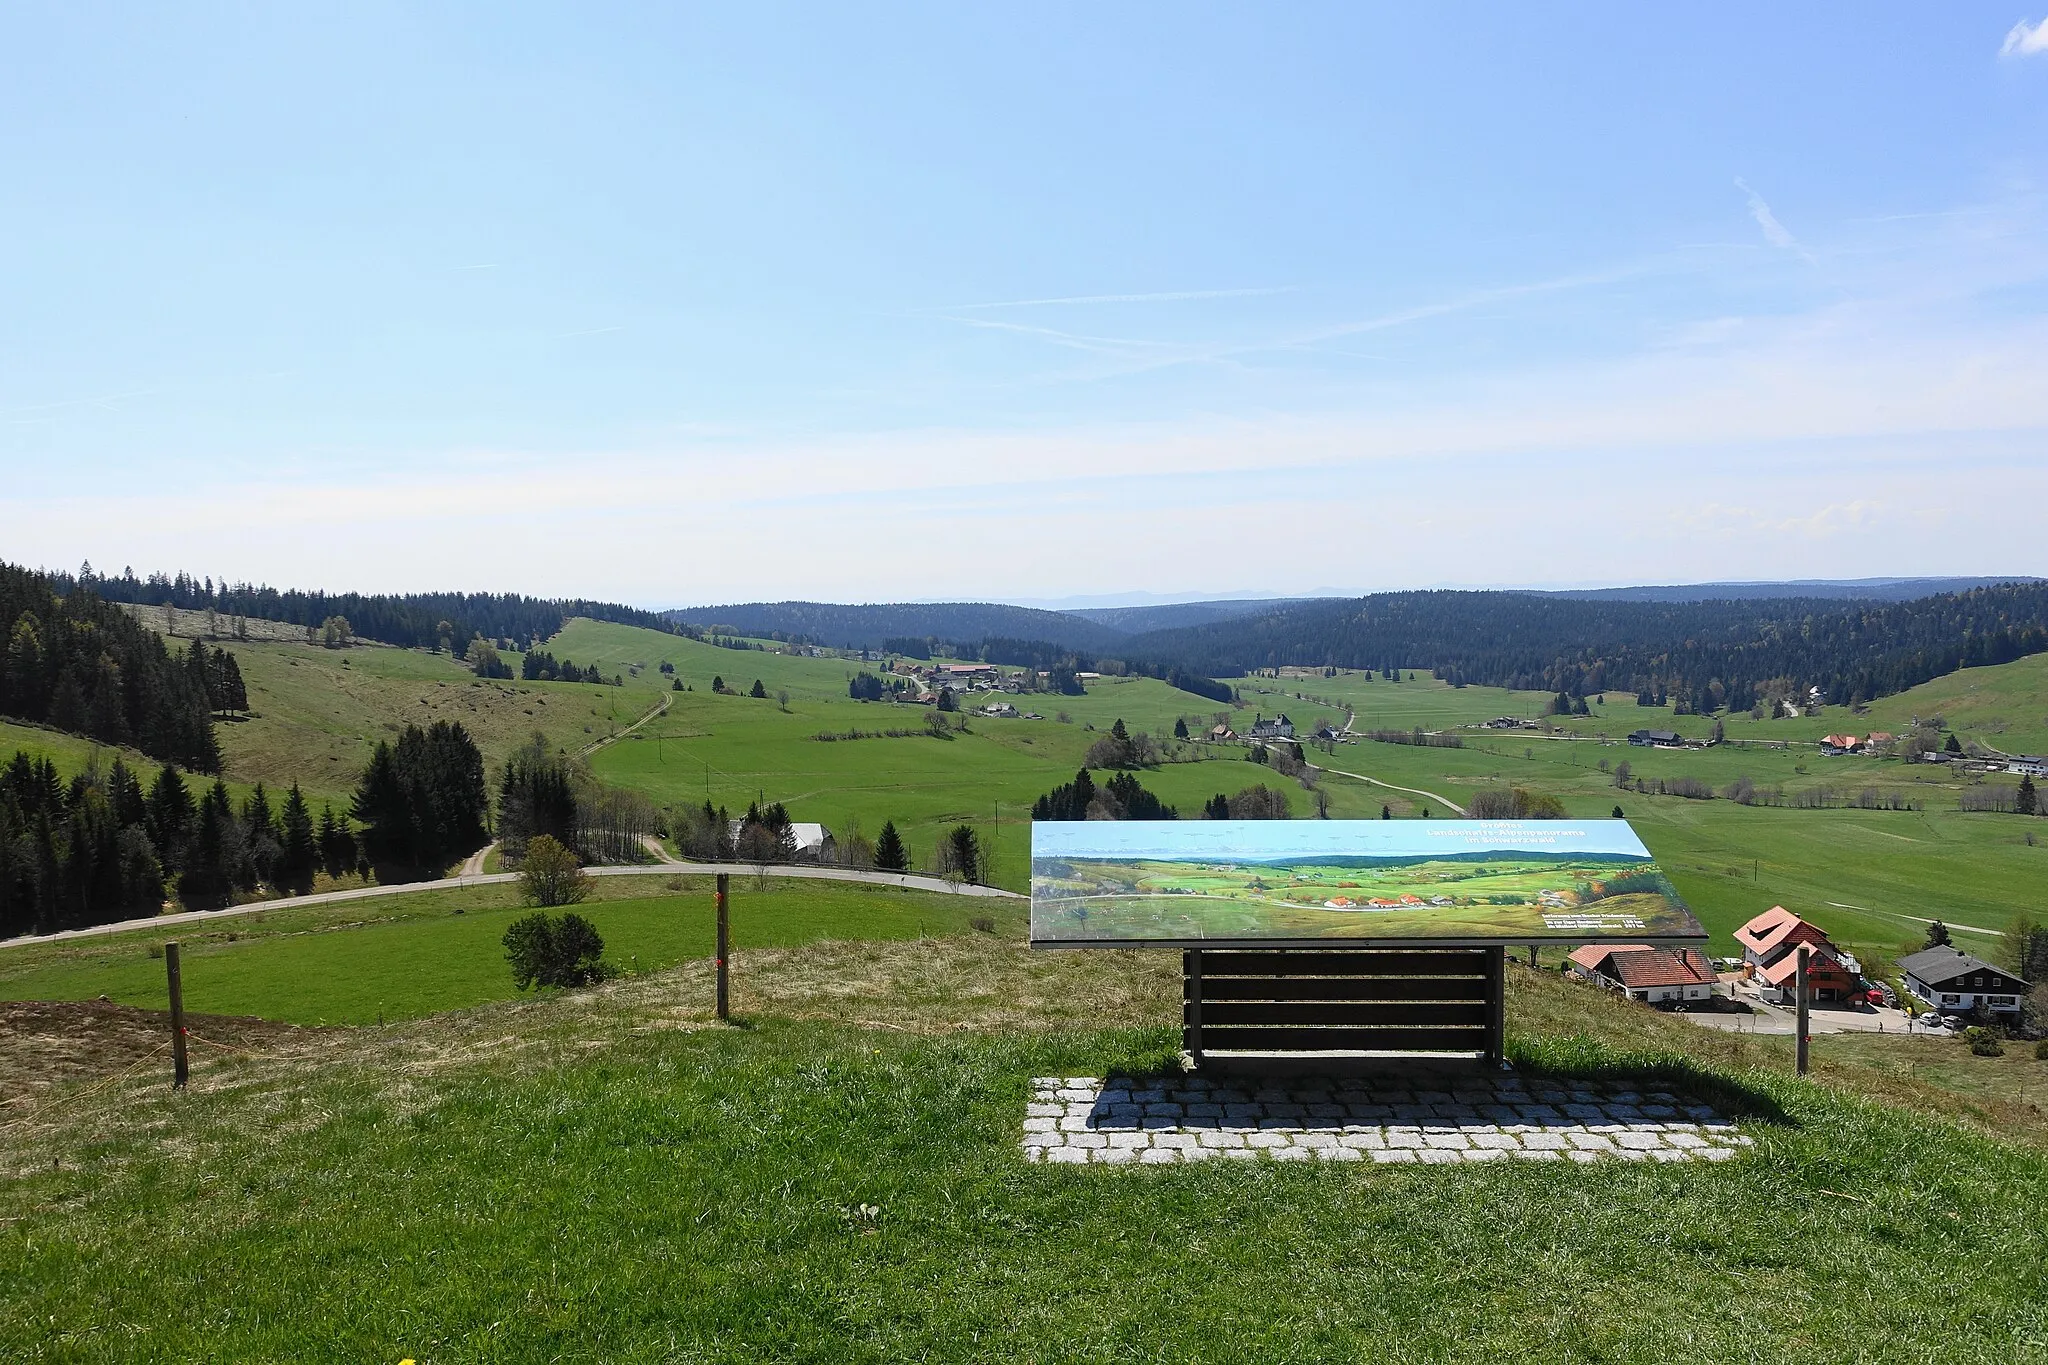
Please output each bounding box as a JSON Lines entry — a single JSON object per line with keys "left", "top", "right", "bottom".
{"left": 5, "top": 615, "right": 2043, "bottom": 986}
{"left": 0, "top": 876, "right": 1008, "bottom": 1026}
{"left": 6, "top": 935, "right": 2048, "bottom": 1362}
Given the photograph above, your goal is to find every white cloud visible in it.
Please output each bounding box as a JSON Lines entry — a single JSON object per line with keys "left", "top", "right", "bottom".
{"left": 2001, "top": 16, "right": 2048, "bottom": 57}
{"left": 1734, "top": 178, "right": 1811, "bottom": 259}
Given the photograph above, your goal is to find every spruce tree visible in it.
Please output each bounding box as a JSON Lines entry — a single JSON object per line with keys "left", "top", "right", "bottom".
{"left": 2020, "top": 774, "right": 2038, "bottom": 818}
{"left": 874, "top": 819, "right": 908, "bottom": 872}
{"left": 750, "top": 679, "right": 768, "bottom": 698}
{"left": 278, "top": 783, "right": 317, "bottom": 891}
{"left": 1174, "top": 717, "right": 1189, "bottom": 740}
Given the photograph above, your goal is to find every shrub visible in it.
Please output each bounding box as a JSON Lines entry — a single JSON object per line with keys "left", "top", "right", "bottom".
{"left": 969, "top": 915, "right": 996, "bottom": 934}
{"left": 519, "top": 834, "right": 591, "bottom": 907}
{"left": 1963, "top": 1026, "right": 2005, "bottom": 1057}
{"left": 2034, "top": 1039, "right": 2048, "bottom": 1061}
{"left": 503, "top": 911, "right": 611, "bottom": 989}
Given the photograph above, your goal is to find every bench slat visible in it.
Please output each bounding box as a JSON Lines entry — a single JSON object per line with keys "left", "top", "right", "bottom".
{"left": 1197, "top": 1025, "right": 1486, "bottom": 1052}
{"left": 1192, "top": 950, "right": 1489, "bottom": 977}
{"left": 1190, "top": 1001, "right": 1490, "bottom": 1027}
{"left": 1189, "top": 976, "right": 1490, "bottom": 1003}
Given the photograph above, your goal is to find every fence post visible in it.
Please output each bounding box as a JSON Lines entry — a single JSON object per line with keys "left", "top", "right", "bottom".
{"left": 1485, "top": 945, "right": 1507, "bottom": 1066}
{"left": 1184, "top": 950, "right": 1204, "bottom": 1067}
{"left": 715, "top": 873, "right": 730, "bottom": 1022}
{"left": 166, "top": 942, "right": 189, "bottom": 1090}
{"left": 1795, "top": 943, "right": 1811, "bottom": 1076}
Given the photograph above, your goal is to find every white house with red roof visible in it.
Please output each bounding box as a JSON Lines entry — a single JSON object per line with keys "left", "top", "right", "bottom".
{"left": 1567, "top": 944, "right": 1718, "bottom": 1005}
{"left": 1734, "top": 906, "right": 1858, "bottom": 1004}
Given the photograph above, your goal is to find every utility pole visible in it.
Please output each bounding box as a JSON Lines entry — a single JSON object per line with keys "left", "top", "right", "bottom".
{"left": 165, "top": 942, "right": 189, "bottom": 1089}
{"left": 1795, "top": 943, "right": 1811, "bottom": 1076}
{"left": 714, "top": 873, "right": 730, "bottom": 1022}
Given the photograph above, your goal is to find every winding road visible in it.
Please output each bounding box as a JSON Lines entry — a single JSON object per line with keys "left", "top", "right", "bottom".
{"left": 1317, "top": 765, "right": 1468, "bottom": 817}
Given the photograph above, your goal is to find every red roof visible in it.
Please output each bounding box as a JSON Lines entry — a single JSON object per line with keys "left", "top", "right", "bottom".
{"left": 1759, "top": 951, "right": 1854, "bottom": 987}
{"left": 1569, "top": 943, "right": 1650, "bottom": 973}
{"left": 1736, "top": 906, "right": 1836, "bottom": 959}
{"left": 1606, "top": 947, "right": 1717, "bottom": 990}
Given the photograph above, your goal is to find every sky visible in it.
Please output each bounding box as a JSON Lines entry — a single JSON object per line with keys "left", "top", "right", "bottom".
{"left": 4, "top": 4, "right": 2048, "bottom": 608}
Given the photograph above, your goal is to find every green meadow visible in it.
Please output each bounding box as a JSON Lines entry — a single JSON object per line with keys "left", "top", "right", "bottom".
{"left": 0, "top": 876, "right": 1003, "bottom": 1026}
{"left": 4, "top": 615, "right": 2043, "bottom": 988}
{"left": 8, "top": 935, "right": 2048, "bottom": 1363}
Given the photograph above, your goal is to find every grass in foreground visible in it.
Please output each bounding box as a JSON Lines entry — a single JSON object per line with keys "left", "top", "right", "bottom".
{"left": 5, "top": 945, "right": 2048, "bottom": 1362}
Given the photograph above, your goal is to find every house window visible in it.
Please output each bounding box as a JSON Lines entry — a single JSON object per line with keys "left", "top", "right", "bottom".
{"left": 1941, "top": 994, "right": 1960, "bottom": 1005}
{"left": 1989, "top": 996, "right": 2016, "bottom": 1008}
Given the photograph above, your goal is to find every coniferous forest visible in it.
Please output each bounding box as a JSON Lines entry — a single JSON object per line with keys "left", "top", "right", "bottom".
{"left": 46, "top": 562, "right": 684, "bottom": 652}
{"left": 1, "top": 563, "right": 222, "bottom": 770}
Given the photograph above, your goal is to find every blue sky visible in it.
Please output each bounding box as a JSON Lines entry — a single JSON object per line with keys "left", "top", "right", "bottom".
{"left": 4, "top": 5, "right": 2047, "bottom": 605}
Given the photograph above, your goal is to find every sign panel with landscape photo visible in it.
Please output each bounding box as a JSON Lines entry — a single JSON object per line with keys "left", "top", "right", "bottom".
{"left": 1030, "top": 819, "right": 1706, "bottom": 947}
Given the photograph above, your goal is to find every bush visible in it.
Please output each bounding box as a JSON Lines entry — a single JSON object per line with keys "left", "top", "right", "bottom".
{"left": 2034, "top": 1039, "right": 2048, "bottom": 1061}
{"left": 1963, "top": 1026, "right": 2005, "bottom": 1057}
{"left": 519, "top": 834, "right": 592, "bottom": 907}
{"left": 503, "top": 911, "right": 611, "bottom": 989}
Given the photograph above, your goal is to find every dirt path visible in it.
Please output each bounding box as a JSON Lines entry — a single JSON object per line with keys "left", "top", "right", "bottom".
{"left": 2, "top": 861, "right": 1023, "bottom": 950}
{"left": 639, "top": 834, "right": 684, "bottom": 865}
{"left": 577, "top": 690, "right": 671, "bottom": 758}
{"left": 1317, "top": 765, "right": 1467, "bottom": 817}
{"left": 459, "top": 843, "right": 496, "bottom": 877}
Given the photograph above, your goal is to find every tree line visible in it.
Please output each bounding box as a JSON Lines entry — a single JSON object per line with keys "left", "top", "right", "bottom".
{"left": 1125, "top": 583, "right": 2048, "bottom": 715}
{"left": 54, "top": 562, "right": 686, "bottom": 653}
{"left": 0, "top": 750, "right": 357, "bottom": 936}
{"left": 2, "top": 563, "right": 223, "bottom": 771}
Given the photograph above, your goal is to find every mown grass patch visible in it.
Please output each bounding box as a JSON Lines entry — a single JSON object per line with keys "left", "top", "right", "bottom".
{"left": 5, "top": 964, "right": 2048, "bottom": 1362}
{"left": 0, "top": 879, "right": 1012, "bottom": 1026}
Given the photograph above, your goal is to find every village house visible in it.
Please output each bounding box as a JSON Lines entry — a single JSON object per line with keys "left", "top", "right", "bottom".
{"left": 978, "top": 700, "right": 1019, "bottom": 719}
{"left": 1567, "top": 945, "right": 1718, "bottom": 1005}
{"left": 2006, "top": 755, "right": 2048, "bottom": 776}
{"left": 1626, "top": 728, "right": 1682, "bottom": 747}
{"left": 1247, "top": 714, "right": 1295, "bottom": 741}
{"left": 1207, "top": 723, "right": 1237, "bottom": 742}
{"left": 1820, "top": 733, "right": 1863, "bottom": 754}
{"left": 1734, "top": 906, "right": 1858, "bottom": 1004}
{"left": 726, "top": 820, "right": 837, "bottom": 863}
{"left": 1898, "top": 946, "right": 2029, "bottom": 1016}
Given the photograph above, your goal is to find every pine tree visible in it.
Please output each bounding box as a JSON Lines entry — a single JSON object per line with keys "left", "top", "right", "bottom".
{"left": 146, "top": 764, "right": 193, "bottom": 872}
{"left": 874, "top": 819, "right": 908, "bottom": 872}
{"left": 1174, "top": 717, "right": 1189, "bottom": 740}
{"left": 278, "top": 783, "right": 317, "bottom": 891}
{"left": 1924, "top": 920, "right": 1952, "bottom": 949}
{"left": 1944, "top": 733, "right": 1962, "bottom": 754}
{"left": 1204, "top": 793, "right": 1231, "bottom": 820}
{"left": 241, "top": 783, "right": 280, "bottom": 887}
{"left": 750, "top": 679, "right": 768, "bottom": 698}
{"left": 2020, "top": 773, "right": 2038, "bottom": 818}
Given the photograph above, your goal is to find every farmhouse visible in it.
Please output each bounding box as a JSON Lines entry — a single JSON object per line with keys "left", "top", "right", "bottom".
{"left": 1820, "top": 733, "right": 1863, "bottom": 754}
{"left": 2006, "top": 755, "right": 2048, "bottom": 776}
{"left": 1208, "top": 724, "right": 1237, "bottom": 741}
{"left": 1567, "top": 944, "right": 1718, "bottom": 1005}
{"left": 1898, "top": 946, "right": 2029, "bottom": 1016}
{"left": 1626, "top": 729, "right": 1682, "bottom": 747}
{"left": 726, "top": 820, "right": 837, "bottom": 863}
{"left": 1247, "top": 714, "right": 1296, "bottom": 741}
{"left": 979, "top": 701, "right": 1020, "bottom": 719}
{"left": 1735, "top": 906, "right": 1859, "bottom": 1003}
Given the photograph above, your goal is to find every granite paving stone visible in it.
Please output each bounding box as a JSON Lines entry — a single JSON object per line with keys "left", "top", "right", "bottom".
{"left": 1022, "top": 1075, "right": 1750, "bottom": 1166}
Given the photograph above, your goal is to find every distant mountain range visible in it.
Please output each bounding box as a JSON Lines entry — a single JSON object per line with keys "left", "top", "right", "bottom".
{"left": 666, "top": 577, "right": 2041, "bottom": 651}
{"left": 666, "top": 576, "right": 2048, "bottom": 717}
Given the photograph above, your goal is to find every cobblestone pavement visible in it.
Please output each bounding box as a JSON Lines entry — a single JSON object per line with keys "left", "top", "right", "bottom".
{"left": 1022, "top": 1074, "right": 1755, "bottom": 1165}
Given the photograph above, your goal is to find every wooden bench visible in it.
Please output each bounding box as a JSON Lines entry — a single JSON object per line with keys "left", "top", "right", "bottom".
{"left": 1184, "top": 947, "right": 1506, "bottom": 1070}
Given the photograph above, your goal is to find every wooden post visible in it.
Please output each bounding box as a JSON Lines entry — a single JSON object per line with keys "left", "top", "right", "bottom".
{"left": 714, "top": 873, "right": 730, "bottom": 1022}
{"left": 1795, "top": 943, "right": 1811, "bottom": 1076}
{"left": 165, "top": 942, "right": 189, "bottom": 1090}
{"left": 1485, "top": 945, "right": 1507, "bottom": 1066}
{"left": 1185, "top": 949, "right": 1204, "bottom": 1067}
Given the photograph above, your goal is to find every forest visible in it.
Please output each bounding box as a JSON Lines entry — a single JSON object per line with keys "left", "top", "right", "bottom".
{"left": 1130, "top": 583, "right": 2048, "bottom": 712}
{"left": 48, "top": 563, "right": 686, "bottom": 652}
{"left": 1, "top": 563, "right": 223, "bottom": 770}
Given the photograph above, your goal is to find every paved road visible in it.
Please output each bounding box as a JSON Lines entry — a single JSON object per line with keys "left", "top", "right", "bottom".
{"left": 0, "top": 859, "right": 1022, "bottom": 950}
{"left": 1318, "top": 766, "right": 1468, "bottom": 817}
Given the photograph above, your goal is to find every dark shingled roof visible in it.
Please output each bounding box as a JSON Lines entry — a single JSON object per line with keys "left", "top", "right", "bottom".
{"left": 1897, "top": 945, "right": 2029, "bottom": 991}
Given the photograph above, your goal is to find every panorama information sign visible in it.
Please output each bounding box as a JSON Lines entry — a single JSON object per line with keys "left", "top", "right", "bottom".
{"left": 1030, "top": 819, "right": 1706, "bottom": 948}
